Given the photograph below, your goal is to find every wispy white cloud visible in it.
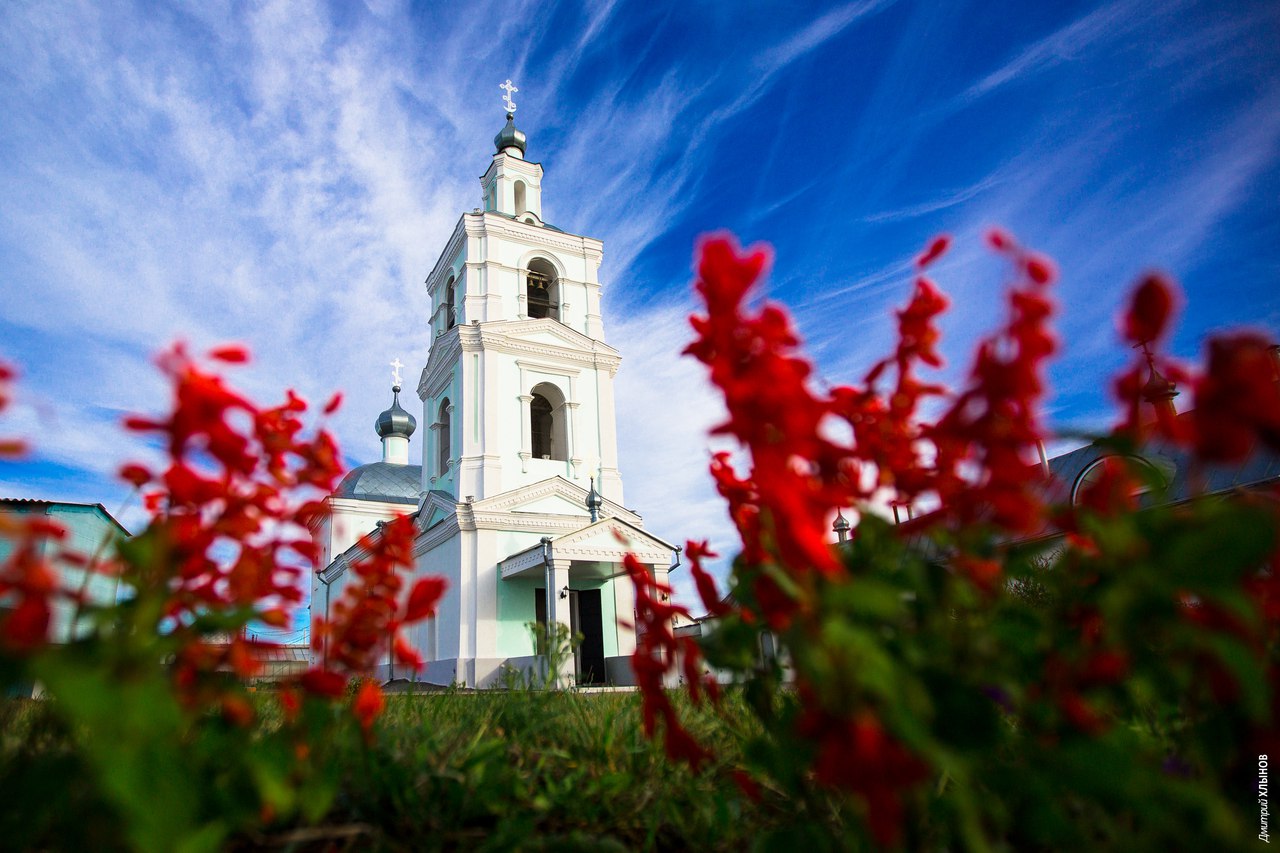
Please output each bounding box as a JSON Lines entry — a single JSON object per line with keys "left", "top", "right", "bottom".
{"left": 1, "top": 0, "right": 1277, "bottom": 613}
{"left": 956, "top": 0, "right": 1160, "bottom": 105}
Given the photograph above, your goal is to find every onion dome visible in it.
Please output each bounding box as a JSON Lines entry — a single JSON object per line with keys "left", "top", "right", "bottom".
{"left": 586, "top": 477, "right": 603, "bottom": 522}
{"left": 494, "top": 113, "right": 527, "bottom": 156}
{"left": 832, "top": 510, "right": 851, "bottom": 542}
{"left": 375, "top": 386, "right": 417, "bottom": 440}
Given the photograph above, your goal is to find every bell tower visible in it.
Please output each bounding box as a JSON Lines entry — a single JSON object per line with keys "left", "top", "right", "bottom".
{"left": 417, "top": 83, "right": 623, "bottom": 505}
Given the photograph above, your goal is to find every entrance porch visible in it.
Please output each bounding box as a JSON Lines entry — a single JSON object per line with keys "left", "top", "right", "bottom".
{"left": 498, "top": 516, "right": 678, "bottom": 687}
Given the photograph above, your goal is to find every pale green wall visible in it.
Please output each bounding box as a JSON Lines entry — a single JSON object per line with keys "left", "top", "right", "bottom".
{"left": 0, "top": 503, "right": 124, "bottom": 643}
{"left": 496, "top": 576, "right": 541, "bottom": 656}
{"left": 494, "top": 571, "right": 622, "bottom": 659}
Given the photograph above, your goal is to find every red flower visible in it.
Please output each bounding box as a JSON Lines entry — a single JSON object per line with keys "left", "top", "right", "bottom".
{"left": 0, "top": 597, "right": 51, "bottom": 652}
{"left": 300, "top": 668, "right": 347, "bottom": 698}
{"left": 685, "top": 539, "right": 729, "bottom": 618}
{"left": 1192, "top": 332, "right": 1280, "bottom": 462}
{"left": 915, "top": 234, "right": 951, "bottom": 269}
{"left": 623, "top": 553, "right": 715, "bottom": 772}
{"left": 353, "top": 680, "right": 385, "bottom": 731}
{"left": 404, "top": 576, "right": 446, "bottom": 622}
{"left": 799, "top": 706, "right": 929, "bottom": 848}
{"left": 220, "top": 694, "right": 255, "bottom": 727}
{"left": 207, "top": 344, "right": 250, "bottom": 364}
{"left": 1122, "top": 273, "right": 1177, "bottom": 345}
{"left": 118, "top": 463, "right": 151, "bottom": 487}
{"left": 393, "top": 633, "right": 424, "bottom": 670}
{"left": 1024, "top": 253, "right": 1056, "bottom": 285}
{"left": 986, "top": 227, "right": 1014, "bottom": 251}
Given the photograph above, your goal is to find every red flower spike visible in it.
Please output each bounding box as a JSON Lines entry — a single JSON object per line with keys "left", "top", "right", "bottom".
{"left": 732, "top": 769, "right": 762, "bottom": 803}
{"left": 279, "top": 688, "right": 301, "bottom": 722}
{"left": 260, "top": 608, "right": 289, "bottom": 628}
{"left": 986, "top": 227, "right": 1014, "bottom": 251}
{"left": 1, "top": 597, "right": 51, "bottom": 651}
{"left": 207, "top": 344, "right": 250, "bottom": 364}
{"left": 118, "top": 463, "right": 151, "bottom": 488}
{"left": 1192, "top": 332, "right": 1280, "bottom": 462}
{"left": 353, "top": 680, "right": 385, "bottom": 731}
{"left": 221, "top": 694, "right": 255, "bottom": 727}
{"left": 1024, "top": 253, "right": 1056, "bottom": 286}
{"left": 915, "top": 234, "right": 951, "bottom": 269}
{"left": 322, "top": 392, "right": 343, "bottom": 415}
{"left": 685, "top": 539, "right": 730, "bottom": 617}
{"left": 1122, "top": 273, "right": 1178, "bottom": 345}
{"left": 300, "top": 668, "right": 348, "bottom": 697}
{"left": 623, "top": 552, "right": 718, "bottom": 772}
{"left": 404, "top": 576, "right": 446, "bottom": 623}
{"left": 393, "top": 633, "right": 424, "bottom": 670}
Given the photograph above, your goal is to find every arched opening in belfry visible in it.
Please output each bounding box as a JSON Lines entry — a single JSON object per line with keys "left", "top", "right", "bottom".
{"left": 514, "top": 180, "right": 527, "bottom": 215}
{"left": 444, "top": 275, "right": 456, "bottom": 329}
{"left": 437, "top": 398, "right": 451, "bottom": 476}
{"left": 529, "top": 382, "right": 568, "bottom": 461}
{"left": 526, "top": 257, "right": 559, "bottom": 321}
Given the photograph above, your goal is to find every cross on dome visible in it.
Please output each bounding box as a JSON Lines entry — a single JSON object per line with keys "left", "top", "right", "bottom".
{"left": 500, "top": 79, "right": 518, "bottom": 114}
{"left": 390, "top": 358, "right": 404, "bottom": 387}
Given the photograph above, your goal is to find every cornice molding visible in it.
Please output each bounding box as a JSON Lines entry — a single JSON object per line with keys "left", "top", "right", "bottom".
{"left": 472, "top": 475, "right": 637, "bottom": 522}
{"left": 425, "top": 216, "right": 467, "bottom": 293}
{"left": 420, "top": 331, "right": 462, "bottom": 399}
{"left": 478, "top": 213, "right": 602, "bottom": 255}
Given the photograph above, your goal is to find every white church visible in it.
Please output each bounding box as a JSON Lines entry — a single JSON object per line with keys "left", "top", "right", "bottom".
{"left": 311, "top": 84, "right": 680, "bottom": 688}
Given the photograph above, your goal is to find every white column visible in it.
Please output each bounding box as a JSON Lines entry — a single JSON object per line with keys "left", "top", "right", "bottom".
{"left": 445, "top": 403, "right": 456, "bottom": 477}
{"left": 546, "top": 558, "right": 574, "bottom": 687}
{"left": 613, "top": 573, "right": 636, "bottom": 657}
{"left": 652, "top": 563, "right": 677, "bottom": 687}
{"left": 517, "top": 268, "right": 528, "bottom": 319}
{"left": 518, "top": 394, "right": 532, "bottom": 473}
{"left": 563, "top": 401, "right": 580, "bottom": 478}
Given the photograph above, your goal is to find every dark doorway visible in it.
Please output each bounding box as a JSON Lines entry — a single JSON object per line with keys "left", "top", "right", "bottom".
{"left": 572, "top": 589, "right": 605, "bottom": 685}
{"left": 534, "top": 588, "right": 547, "bottom": 656}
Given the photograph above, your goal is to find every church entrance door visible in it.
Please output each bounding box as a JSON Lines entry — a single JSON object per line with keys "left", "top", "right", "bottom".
{"left": 570, "top": 589, "right": 605, "bottom": 685}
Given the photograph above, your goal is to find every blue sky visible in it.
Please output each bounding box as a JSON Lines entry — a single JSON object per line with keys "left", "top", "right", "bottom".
{"left": 2, "top": 0, "right": 1278, "bottom": 609}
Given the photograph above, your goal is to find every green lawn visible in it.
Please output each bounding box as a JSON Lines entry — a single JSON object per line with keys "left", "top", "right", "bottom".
{"left": 4, "top": 689, "right": 826, "bottom": 852}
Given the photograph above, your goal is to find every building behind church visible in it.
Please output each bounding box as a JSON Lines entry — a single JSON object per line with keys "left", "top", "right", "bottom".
{"left": 311, "top": 92, "right": 678, "bottom": 688}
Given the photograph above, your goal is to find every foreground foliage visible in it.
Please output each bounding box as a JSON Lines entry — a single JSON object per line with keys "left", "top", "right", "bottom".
{"left": 4, "top": 689, "right": 783, "bottom": 851}
{"left": 2, "top": 231, "right": 1278, "bottom": 850}
{"left": 627, "top": 233, "right": 1280, "bottom": 850}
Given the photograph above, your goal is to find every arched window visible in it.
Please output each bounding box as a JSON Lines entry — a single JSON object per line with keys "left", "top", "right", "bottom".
{"left": 444, "top": 276, "right": 456, "bottom": 330}
{"left": 485, "top": 184, "right": 496, "bottom": 212}
{"left": 437, "top": 398, "right": 451, "bottom": 476}
{"left": 514, "top": 180, "right": 527, "bottom": 215}
{"left": 530, "top": 395, "right": 553, "bottom": 459}
{"left": 526, "top": 257, "right": 559, "bottom": 321}
{"left": 529, "top": 382, "right": 568, "bottom": 461}
{"left": 1071, "top": 454, "right": 1165, "bottom": 507}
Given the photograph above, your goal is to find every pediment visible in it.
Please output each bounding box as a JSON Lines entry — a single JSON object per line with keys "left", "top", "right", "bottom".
{"left": 549, "top": 517, "right": 676, "bottom": 564}
{"left": 488, "top": 320, "right": 619, "bottom": 359}
{"left": 472, "top": 476, "right": 635, "bottom": 523}
{"left": 415, "top": 490, "right": 458, "bottom": 532}
{"left": 511, "top": 493, "right": 591, "bottom": 516}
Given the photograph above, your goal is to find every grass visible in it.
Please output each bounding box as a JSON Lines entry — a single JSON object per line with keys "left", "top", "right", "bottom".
{"left": 4, "top": 689, "right": 805, "bottom": 852}
{"left": 281, "top": 690, "right": 776, "bottom": 851}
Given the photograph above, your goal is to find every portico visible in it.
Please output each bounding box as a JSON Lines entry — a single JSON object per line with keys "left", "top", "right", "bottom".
{"left": 499, "top": 516, "right": 676, "bottom": 686}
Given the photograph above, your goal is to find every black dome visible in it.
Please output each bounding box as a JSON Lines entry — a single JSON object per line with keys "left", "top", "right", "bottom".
{"left": 494, "top": 113, "right": 527, "bottom": 155}
{"left": 375, "top": 387, "right": 417, "bottom": 439}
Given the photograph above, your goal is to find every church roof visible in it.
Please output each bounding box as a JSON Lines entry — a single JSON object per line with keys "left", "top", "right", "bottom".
{"left": 332, "top": 462, "right": 422, "bottom": 505}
